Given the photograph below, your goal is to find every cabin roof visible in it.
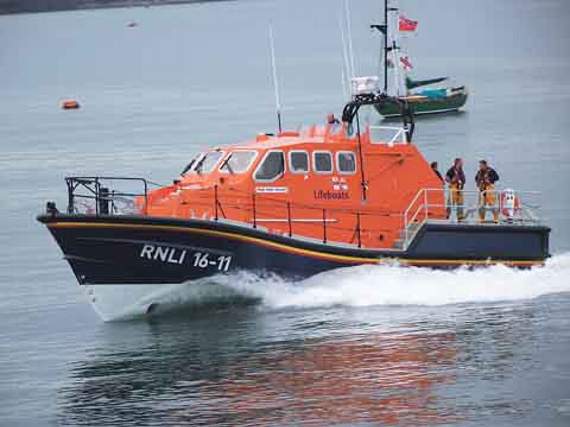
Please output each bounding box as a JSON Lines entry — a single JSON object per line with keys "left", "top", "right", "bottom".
{"left": 229, "top": 136, "right": 334, "bottom": 150}
{"left": 214, "top": 125, "right": 359, "bottom": 151}
{"left": 205, "top": 125, "right": 412, "bottom": 153}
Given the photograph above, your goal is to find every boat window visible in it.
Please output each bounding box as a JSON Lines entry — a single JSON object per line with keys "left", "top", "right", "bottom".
{"left": 254, "top": 151, "right": 285, "bottom": 182}
{"left": 289, "top": 151, "right": 309, "bottom": 174}
{"left": 336, "top": 151, "right": 356, "bottom": 174}
{"left": 313, "top": 151, "right": 333, "bottom": 174}
{"left": 195, "top": 150, "right": 224, "bottom": 174}
{"left": 220, "top": 150, "right": 257, "bottom": 174}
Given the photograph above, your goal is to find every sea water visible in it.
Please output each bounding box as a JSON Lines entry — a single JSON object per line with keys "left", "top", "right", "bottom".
{"left": 1, "top": 0, "right": 570, "bottom": 425}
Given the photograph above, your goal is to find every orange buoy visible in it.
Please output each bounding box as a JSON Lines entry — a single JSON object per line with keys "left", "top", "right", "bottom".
{"left": 61, "top": 99, "right": 80, "bottom": 110}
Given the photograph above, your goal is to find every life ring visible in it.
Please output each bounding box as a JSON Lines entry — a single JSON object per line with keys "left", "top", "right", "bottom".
{"left": 500, "top": 189, "right": 521, "bottom": 219}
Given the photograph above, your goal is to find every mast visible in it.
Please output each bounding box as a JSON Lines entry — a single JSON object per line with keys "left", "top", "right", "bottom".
{"left": 370, "top": 0, "right": 390, "bottom": 93}
{"left": 344, "top": 0, "right": 356, "bottom": 80}
{"left": 338, "top": 13, "right": 351, "bottom": 99}
{"left": 391, "top": 11, "right": 402, "bottom": 96}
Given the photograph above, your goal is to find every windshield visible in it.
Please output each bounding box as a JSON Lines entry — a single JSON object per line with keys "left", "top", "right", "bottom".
{"left": 195, "top": 150, "right": 224, "bottom": 174}
{"left": 220, "top": 151, "right": 257, "bottom": 174}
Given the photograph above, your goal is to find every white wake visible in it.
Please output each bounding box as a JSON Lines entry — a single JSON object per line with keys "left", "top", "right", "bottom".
{"left": 223, "top": 252, "right": 570, "bottom": 309}
{"left": 100, "top": 253, "right": 570, "bottom": 321}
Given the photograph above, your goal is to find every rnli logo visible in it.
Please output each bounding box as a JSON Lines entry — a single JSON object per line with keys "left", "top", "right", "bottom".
{"left": 314, "top": 176, "right": 350, "bottom": 199}
{"left": 331, "top": 176, "right": 349, "bottom": 191}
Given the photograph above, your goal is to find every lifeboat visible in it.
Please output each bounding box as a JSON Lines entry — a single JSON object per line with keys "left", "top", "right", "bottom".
{"left": 37, "top": 94, "right": 550, "bottom": 319}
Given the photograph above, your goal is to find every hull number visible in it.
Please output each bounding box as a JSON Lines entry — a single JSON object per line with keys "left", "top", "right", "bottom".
{"left": 193, "top": 252, "right": 232, "bottom": 272}
{"left": 140, "top": 244, "right": 232, "bottom": 272}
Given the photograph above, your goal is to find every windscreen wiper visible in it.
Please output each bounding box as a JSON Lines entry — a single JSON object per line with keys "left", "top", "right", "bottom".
{"left": 181, "top": 159, "right": 195, "bottom": 175}
{"left": 194, "top": 156, "right": 207, "bottom": 175}
{"left": 219, "top": 154, "right": 234, "bottom": 174}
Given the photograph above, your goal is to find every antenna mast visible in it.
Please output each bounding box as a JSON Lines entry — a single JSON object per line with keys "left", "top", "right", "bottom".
{"left": 344, "top": 0, "right": 356, "bottom": 79}
{"left": 338, "top": 13, "right": 351, "bottom": 99}
{"left": 268, "top": 24, "right": 282, "bottom": 134}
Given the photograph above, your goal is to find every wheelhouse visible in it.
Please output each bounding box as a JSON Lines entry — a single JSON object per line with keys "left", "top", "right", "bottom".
{"left": 143, "top": 124, "right": 447, "bottom": 249}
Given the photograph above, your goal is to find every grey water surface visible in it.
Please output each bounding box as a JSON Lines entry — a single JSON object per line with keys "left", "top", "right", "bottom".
{"left": 1, "top": 0, "right": 570, "bottom": 425}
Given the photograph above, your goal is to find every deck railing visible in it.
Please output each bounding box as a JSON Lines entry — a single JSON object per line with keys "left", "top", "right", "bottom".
{"left": 63, "top": 177, "right": 543, "bottom": 250}
{"left": 369, "top": 125, "right": 409, "bottom": 146}
{"left": 210, "top": 185, "right": 365, "bottom": 247}
{"left": 402, "top": 187, "right": 543, "bottom": 249}
{"left": 65, "top": 176, "right": 159, "bottom": 216}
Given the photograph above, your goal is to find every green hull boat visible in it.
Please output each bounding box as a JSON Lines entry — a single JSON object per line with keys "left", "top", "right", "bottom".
{"left": 375, "top": 86, "right": 468, "bottom": 118}
{"left": 368, "top": 1, "right": 469, "bottom": 119}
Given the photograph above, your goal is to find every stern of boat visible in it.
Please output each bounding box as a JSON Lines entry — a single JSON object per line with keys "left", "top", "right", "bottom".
{"left": 396, "top": 188, "right": 550, "bottom": 266}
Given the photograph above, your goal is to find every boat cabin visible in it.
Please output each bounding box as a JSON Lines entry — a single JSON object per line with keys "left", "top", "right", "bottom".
{"left": 144, "top": 124, "right": 446, "bottom": 249}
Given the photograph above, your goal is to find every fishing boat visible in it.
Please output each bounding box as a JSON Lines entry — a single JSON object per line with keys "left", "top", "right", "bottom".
{"left": 37, "top": 94, "right": 549, "bottom": 319}
{"left": 370, "top": 0, "right": 468, "bottom": 118}
{"left": 377, "top": 77, "right": 468, "bottom": 118}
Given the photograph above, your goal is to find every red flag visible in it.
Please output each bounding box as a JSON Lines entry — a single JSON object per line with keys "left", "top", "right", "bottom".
{"left": 399, "top": 15, "right": 418, "bottom": 32}
{"left": 400, "top": 56, "right": 413, "bottom": 71}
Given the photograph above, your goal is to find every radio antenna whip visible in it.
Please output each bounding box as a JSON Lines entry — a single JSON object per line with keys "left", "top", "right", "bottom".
{"left": 268, "top": 24, "right": 282, "bottom": 134}
{"left": 338, "top": 12, "right": 351, "bottom": 99}
{"left": 343, "top": 0, "right": 356, "bottom": 79}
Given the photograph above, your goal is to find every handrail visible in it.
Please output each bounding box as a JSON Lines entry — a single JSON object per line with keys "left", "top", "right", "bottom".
{"left": 402, "top": 188, "right": 425, "bottom": 245}
{"left": 400, "top": 187, "right": 544, "bottom": 250}
{"left": 61, "top": 177, "right": 544, "bottom": 250}
{"left": 65, "top": 176, "right": 160, "bottom": 216}
{"left": 369, "top": 125, "right": 409, "bottom": 145}
{"left": 187, "top": 185, "right": 543, "bottom": 250}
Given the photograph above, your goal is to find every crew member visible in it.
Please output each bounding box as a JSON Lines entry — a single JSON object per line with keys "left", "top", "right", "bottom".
{"left": 326, "top": 113, "right": 341, "bottom": 134}
{"left": 327, "top": 113, "right": 340, "bottom": 125}
{"left": 431, "top": 161, "right": 444, "bottom": 183}
{"left": 475, "top": 159, "right": 500, "bottom": 223}
{"left": 445, "top": 158, "right": 466, "bottom": 221}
